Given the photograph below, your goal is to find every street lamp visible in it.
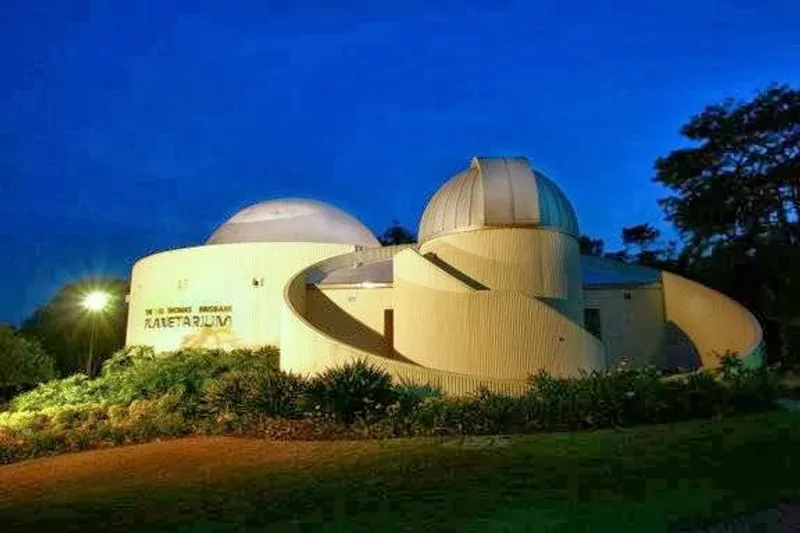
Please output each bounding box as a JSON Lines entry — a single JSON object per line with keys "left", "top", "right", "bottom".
{"left": 82, "top": 291, "right": 109, "bottom": 376}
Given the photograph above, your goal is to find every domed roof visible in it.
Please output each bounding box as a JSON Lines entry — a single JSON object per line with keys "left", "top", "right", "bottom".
{"left": 418, "top": 156, "right": 579, "bottom": 242}
{"left": 207, "top": 198, "right": 381, "bottom": 248}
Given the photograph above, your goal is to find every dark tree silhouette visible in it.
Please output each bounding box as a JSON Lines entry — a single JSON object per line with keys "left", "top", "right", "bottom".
{"left": 578, "top": 235, "right": 605, "bottom": 256}
{"left": 654, "top": 84, "right": 800, "bottom": 362}
{"left": 617, "top": 223, "right": 680, "bottom": 269}
{"left": 0, "top": 325, "right": 56, "bottom": 400}
{"left": 379, "top": 221, "right": 416, "bottom": 246}
{"left": 21, "top": 277, "right": 128, "bottom": 376}
{"left": 621, "top": 223, "right": 660, "bottom": 249}
{"left": 655, "top": 84, "right": 800, "bottom": 257}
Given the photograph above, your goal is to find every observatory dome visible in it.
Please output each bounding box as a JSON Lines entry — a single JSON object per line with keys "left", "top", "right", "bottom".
{"left": 418, "top": 157, "right": 579, "bottom": 242}
{"left": 207, "top": 198, "right": 381, "bottom": 248}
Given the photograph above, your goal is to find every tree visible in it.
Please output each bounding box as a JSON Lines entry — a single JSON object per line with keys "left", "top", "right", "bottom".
{"left": 653, "top": 84, "right": 800, "bottom": 363}
{"left": 379, "top": 221, "right": 416, "bottom": 246}
{"left": 654, "top": 84, "right": 800, "bottom": 257}
{"left": 618, "top": 223, "right": 680, "bottom": 269}
{"left": 21, "top": 277, "right": 128, "bottom": 376}
{"left": 0, "top": 325, "right": 56, "bottom": 400}
{"left": 621, "top": 223, "right": 660, "bottom": 249}
{"left": 579, "top": 235, "right": 605, "bottom": 256}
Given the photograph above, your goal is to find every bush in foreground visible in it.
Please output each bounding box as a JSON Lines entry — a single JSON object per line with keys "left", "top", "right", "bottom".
{"left": 10, "top": 345, "right": 280, "bottom": 412}
{"left": 0, "top": 348, "right": 784, "bottom": 464}
{"left": 0, "top": 326, "right": 56, "bottom": 402}
{"left": 304, "top": 360, "right": 396, "bottom": 424}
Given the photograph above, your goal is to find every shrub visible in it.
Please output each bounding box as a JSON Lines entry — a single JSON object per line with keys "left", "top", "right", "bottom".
{"left": 200, "top": 369, "right": 306, "bottom": 419}
{"left": 522, "top": 365, "right": 773, "bottom": 431}
{"left": 123, "top": 392, "right": 189, "bottom": 439}
{"left": 0, "top": 345, "right": 784, "bottom": 466}
{"left": 0, "top": 326, "right": 57, "bottom": 401}
{"left": 10, "top": 373, "right": 101, "bottom": 411}
{"left": 377, "top": 383, "right": 443, "bottom": 436}
{"left": 9, "top": 345, "right": 281, "bottom": 413}
{"left": 98, "top": 346, "right": 280, "bottom": 410}
{"left": 715, "top": 355, "right": 781, "bottom": 412}
{"left": 391, "top": 388, "right": 526, "bottom": 437}
{"left": 305, "top": 360, "right": 396, "bottom": 424}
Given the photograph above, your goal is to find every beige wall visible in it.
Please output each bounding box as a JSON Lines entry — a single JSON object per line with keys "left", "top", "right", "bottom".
{"left": 280, "top": 256, "right": 531, "bottom": 396}
{"left": 393, "top": 247, "right": 604, "bottom": 379}
{"left": 128, "top": 234, "right": 764, "bottom": 395}
{"left": 306, "top": 286, "right": 395, "bottom": 359}
{"left": 584, "top": 285, "right": 666, "bottom": 368}
{"left": 126, "top": 242, "right": 354, "bottom": 352}
{"left": 661, "top": 271, "right": 762, "bottom": 368}
{"left": 418, "top": 228, "right": 584, "bottom": 322}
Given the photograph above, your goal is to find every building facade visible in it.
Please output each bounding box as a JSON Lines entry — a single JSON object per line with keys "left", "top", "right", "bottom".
{"left": 126, "top": 157, "right": 763, "bottom": 395}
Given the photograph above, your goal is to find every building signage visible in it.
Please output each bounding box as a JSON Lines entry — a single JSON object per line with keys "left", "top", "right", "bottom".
{"left": 144, "top": 305, "right": 233, "bottom": 329}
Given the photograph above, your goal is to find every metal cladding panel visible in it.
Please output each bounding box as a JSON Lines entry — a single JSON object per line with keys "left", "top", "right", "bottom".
{"left": 280, "top": 249, "right": 533, "bottom": 395}
{"left": 313, "top": 258, "right": 393, "bottom": 285}
{"left": 419, "top": 228, "right": 583, "bottom": 319}
{"left": 393, "top": 241, "right": 600, "bottom": 379}
{"left": 393, "top": 276, "right": 604, "bottom": 379}
{"left": 393, "top": 248, "right": 477, "bottom": 293}
{"left": 584, "top": 285, "right": 666, "bottom": 368}
{"left": 419, "top": 169, "right": 481, "bottom": 240}
{"left": 478, "top": 157, "right": 538, "bottom": 225}
{"left": 661, "top": 271, "right": 763, "bottom": 369}
{"left": 418, "top": 156, "right": 578, "bottom": 242}
{"left": 580, "top": 255, "right": 661, "bottom": 286}
{"left": 207, "top": 198, "right": 380, "bottom": 248}
{"left": 306, "top": 287, "right": 394, "bottom": 356}
{"left": 126, "top": 242, "right": 354, "bottom": 352}
{"left": 535, "top": 172, "right": 580, "bottom": 236}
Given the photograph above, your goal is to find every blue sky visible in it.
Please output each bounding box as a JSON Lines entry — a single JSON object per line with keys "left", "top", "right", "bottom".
{"left": 1, "top": 0, "right": 799, "bottom": 323}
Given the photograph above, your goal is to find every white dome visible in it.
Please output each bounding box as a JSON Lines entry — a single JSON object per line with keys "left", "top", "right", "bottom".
{"left": 207, "top": 198, "right": 381, "bottom": 247}
{"left": 418, "top": 156, "right": 579, "bottom": 242}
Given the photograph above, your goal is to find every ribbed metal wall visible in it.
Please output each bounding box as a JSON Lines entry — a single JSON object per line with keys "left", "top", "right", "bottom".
{"left": 306, "top": 287, "right": 394, "bottom": 357}
{"left": 393, "top": 247, "right": 604, "bottom": 379}
{"left": 661, "top": 271, "right": 763, "bottom": 368}
{"left": 419, "top": 228, "right": 584, "bottom": 323}
{"left": 418, "top": 157, "right": 579, "bottom": 242}
{"left": 280, "top": 260, "right": 531, "bottom": 396}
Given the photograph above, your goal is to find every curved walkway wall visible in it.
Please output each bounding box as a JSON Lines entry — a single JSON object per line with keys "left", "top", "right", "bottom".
{"left": 279, "top": 246, "right": 531, "bottom": 396}
{"left": 661, "top": 271, "right": 763, "bottom": 369}
{"left": 418, "top": 228, "right": 584, "bottom": 322}
{"left": 126, "top": 242, "right": 354, "bottom": 352}
{"left": 393, "top": 248, "right": 605, "bottom": 379}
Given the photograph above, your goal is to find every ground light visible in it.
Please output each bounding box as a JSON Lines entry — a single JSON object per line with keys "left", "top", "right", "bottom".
{"left": 82, "top": 291, "right": 110, "bottom": 376}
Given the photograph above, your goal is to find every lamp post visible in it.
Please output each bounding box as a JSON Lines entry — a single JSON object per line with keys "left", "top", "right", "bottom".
{"left": 83, "top": 291, "right": 109, "bottom": 376}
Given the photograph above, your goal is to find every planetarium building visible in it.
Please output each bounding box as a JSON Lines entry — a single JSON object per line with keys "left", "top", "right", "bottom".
{"left": 126, "top": 157, "right": 763, "bottom": 394}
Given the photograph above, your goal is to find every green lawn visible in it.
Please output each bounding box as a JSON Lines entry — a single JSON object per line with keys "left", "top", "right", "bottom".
{"left": 1, "top": 412, "right": 799, "bottom": 532}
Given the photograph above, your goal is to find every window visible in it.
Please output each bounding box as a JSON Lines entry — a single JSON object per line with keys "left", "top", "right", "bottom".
{"left": 584, "top": 308, "right": 602, "bottom": 340}
{"left": 383, "top": 309, "right": 394, "bottom": 356}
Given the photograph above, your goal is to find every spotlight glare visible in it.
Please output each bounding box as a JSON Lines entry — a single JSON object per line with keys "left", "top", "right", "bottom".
{"left": 83, "top": 291, "right": 109, "bottom": 312}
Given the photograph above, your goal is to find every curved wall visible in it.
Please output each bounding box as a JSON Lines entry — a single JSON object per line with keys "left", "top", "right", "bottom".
{"left": 279, "top": 248, "right": 531, "bottom": 396}
{"left": 126, "top": 242, "right": 354, "bottom": 352}
{"left": 661, "top": 271, "right": 763, "bottom": 368}
{"left": 393, "top": 248, "right": 604, "bottom": 379}
{"left": 418, "top": 228, "right": 583, "bottom": 322}
{"left": 306, "top": 286, "right": 395, "bottom": 359}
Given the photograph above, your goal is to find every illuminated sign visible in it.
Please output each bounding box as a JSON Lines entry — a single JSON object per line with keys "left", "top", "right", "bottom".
{"left": 144, "top": 305, "right": 233, "bottom": 329}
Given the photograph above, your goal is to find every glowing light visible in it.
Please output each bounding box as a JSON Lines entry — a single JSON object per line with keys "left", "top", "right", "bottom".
{"left": 83, "top": 291, "right": 109, "bottom": 312}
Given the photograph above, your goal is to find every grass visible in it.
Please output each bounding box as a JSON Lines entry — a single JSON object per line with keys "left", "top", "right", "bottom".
{"left": 1, "top": 411, "right": 799, "bottom": 532}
